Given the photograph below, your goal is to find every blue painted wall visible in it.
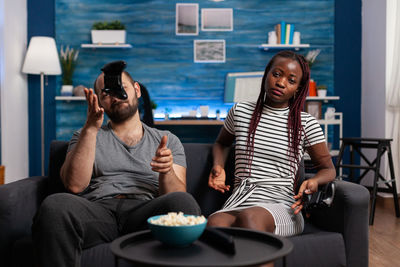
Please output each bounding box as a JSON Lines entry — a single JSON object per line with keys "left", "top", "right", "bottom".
{"left": 27, "top": 0, "right": 57, "bottom": 176}
{"left": 55, "top": 0, "right": 335, "bottom": 140}
{"left": 334, "top": 0, "right": 361, "bottom": 139}
{"left": 27, "top": 0, "right": 362, "bottom": 176}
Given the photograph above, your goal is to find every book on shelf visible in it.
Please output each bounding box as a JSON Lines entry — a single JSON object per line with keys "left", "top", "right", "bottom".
{"left": 285, "top": 24, "right": 291, "bottom": 44}
{"left": 280, "top": 21, "right": 286, "bottom": 44}
{"left": 289, "top": 24, "right": 295, "bottom": 44}
{"left": 275, "top": 24, "right": 281, "bottom": 44}
{"left": 284, "top": 24, "right": 295, "bottom": 44}
{"left": 272, "top": 22, "right": 297, "bottom": 45}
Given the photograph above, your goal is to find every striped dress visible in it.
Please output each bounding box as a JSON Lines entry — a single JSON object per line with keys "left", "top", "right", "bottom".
{"left": 215, "top": 102, "right": 326, "bottom": 236}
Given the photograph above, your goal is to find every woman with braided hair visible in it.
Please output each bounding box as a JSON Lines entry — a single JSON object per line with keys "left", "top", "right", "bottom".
{"left": 207, "top": 50, "right": 336, "bottom": 236}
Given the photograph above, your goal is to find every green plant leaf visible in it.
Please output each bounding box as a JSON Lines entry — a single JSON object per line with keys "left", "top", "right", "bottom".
{"left": 150, "top": 100, "right": 157, "bottom": 109}
{"left": 59, "top": 45, "right": 79, "bottom": 85}
{"left": 92, "top": 20, "right": 125, "bottom": 30}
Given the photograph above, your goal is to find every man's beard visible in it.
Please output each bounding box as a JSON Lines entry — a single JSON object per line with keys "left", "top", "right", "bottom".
{"left": 105, "top": 98, "right": 139, "bottom": 123}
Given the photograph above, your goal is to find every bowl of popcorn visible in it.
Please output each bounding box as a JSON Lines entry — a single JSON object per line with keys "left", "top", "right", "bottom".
{"left": 147, "top": 212, "right": 207, "bottom": 247}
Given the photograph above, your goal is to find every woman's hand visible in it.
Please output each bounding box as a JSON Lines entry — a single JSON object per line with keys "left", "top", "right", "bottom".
{"left": 208, "top": 165, "right": 230, "bottom": 193}
{"left": 84, "top": 88, "right": 104, "bottom": 130}
{"left": 291, "top": 178, "right": 319, "bottom": 214}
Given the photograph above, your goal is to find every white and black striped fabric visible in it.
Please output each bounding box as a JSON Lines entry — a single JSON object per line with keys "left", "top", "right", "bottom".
{"left": 215, "top": 101, "right": 325, "bottom": 236}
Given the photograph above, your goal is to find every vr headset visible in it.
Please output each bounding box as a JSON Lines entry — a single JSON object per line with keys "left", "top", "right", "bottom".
{"left": 101, "top": 60, "right": 128, "bottom": 100}
{"left": 302, "top": 181, "right": 336, "bottom": 213}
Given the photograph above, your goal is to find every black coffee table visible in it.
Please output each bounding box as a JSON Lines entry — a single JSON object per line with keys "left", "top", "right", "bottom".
{"left": 110, "top": 227, "right": 293, "bottom": 267}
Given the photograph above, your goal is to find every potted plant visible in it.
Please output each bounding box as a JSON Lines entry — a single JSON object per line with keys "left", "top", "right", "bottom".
{"left": 317, "top": 85, "right": 327, "bottom": 97}
{"left": 59, "top": 45, "right": 79, "bottom": 96}
{"left": 305, "top": 49, "right": 321, "bottom": 69}
{"left": 91, "top": 20, "right": 126, "bottom": 44}
{"left": 305, "top": 49, "right": 321, "bottom": 96}
{"left": 150, "top": 100, "right": 157, "bottom": 116}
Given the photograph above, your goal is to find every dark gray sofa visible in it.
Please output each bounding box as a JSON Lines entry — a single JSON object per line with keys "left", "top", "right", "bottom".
{"left": 0, "top": 141, "right": 370, "bottom": 267}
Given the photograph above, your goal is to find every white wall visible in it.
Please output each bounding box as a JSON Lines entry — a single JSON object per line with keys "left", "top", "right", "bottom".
{"left": 362, "top": 0, "right": 386, "bottom": 139}
{"left": 362, "top": 0, "right": 400, "bottom": 192}
{"left": 0, "top": 0, "right": 29, "bottom": 182}
{"left": 386, "top": 0, "right": 396, "bottom": 83}
{"left": 385, "top": 0, "right": 400, "bottom": 192}
{"left": 361, "top": 0, "right": 387, "bottom": 187}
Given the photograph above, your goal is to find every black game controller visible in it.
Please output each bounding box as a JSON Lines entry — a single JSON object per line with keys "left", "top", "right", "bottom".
{"left": 101, "top": 60, "right": 128, "bottom": 100}
{"left": 199, "top": 227, "right": 236, "bottom": 255}
{"left": 302, "top": 181, "right": 336, "bottom": 213}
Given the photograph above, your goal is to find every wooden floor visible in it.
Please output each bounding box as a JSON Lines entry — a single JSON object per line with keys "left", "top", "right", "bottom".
{"left": 369, "top": 196, "right": 400, "bottom": 267}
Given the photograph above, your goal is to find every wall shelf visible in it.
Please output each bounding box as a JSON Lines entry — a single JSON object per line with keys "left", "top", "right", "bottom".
{"left": 306, "top": 96, "right": 340, "bottom": 103}
{"left": 259, "top": 44, "right": 310, "bottom": 51}
{"left": 56, "top": 96, "right": 85, "bottom": 101}
{"left": 81, "top": 44, "right": 132, "bottom": 49}
{"left": 304, "top": 149, "right": 339, "bottom": 160}
{"left": 154, "top": 120, "right": 224, "bottom": 126}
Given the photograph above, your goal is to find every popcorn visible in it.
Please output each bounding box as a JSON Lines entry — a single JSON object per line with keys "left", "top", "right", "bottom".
{"left": 150, "top": 212, "right": 206, "bottom": 226}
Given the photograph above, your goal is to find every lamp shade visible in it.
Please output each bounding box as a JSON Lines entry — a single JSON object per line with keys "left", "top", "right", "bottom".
{"left": 22, "top": 36, "right": 62, "bottom": 75}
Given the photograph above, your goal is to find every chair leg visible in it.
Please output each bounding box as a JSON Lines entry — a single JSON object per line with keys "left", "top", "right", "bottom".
{"left": 350, "top": 145, "right": 355, "bottom": 182}
{"left": 370, "top": 145, "right": 383, "bottom": 225}
{"left": 335, "top": 142, "right": 346, "bottom": 178}
{"left": 387, "top": 144, "right": 400, "bottom": 217}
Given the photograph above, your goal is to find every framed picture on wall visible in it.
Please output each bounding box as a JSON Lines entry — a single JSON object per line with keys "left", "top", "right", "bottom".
{"left": 176, "top": 3, "right": 199, "bottom": 35}
{"left": 305, "top": 101, "right": 322, "bottom": 119}
{"left": 201, "top": 8, "right": 233, "bottom": 31}
{"left": 194, "top": 40, "right": 226, "bottom": 63}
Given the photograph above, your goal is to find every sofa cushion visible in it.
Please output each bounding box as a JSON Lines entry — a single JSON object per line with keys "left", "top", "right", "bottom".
{"left": 276, "top": 231, "right": 346, "bottom": 267}
{"left": 48, "top": 140, "right": 69, "bottom": 194}
{"left": 184, "top": 143, "right": 235, "bottom": 217}
{"left": 81, "top": 243, "right": 116, "bottom": 267}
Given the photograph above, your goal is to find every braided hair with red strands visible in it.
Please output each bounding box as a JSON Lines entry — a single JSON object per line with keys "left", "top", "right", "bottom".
{"left": 245, "top": 50, "right": 310, "bottom": 191}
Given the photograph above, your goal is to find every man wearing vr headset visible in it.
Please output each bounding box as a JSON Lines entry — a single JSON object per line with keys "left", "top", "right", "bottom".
{"left": 32, "top": 61, "right": 201, "bottom": 267}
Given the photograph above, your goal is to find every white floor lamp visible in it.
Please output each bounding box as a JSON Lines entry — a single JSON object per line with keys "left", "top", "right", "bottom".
{"left": 22, "top": 37, "right": 61, "bottom": 176}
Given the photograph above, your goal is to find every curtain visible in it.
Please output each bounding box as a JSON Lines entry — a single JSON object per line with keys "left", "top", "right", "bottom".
{"left": 386, "top": 0, "right": 400, "bottom": 192}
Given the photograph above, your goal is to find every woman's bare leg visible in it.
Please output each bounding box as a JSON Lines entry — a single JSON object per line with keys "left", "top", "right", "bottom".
{"left": 236, "top": 207, "right": 275, "bottom": 267}
{"left": 233, "top": 207, "right": 275, "bottom": 232}
{"left": 233, "top": 207, "right": 275, "bottom": 266}
{"left": 207, "top": 211, "right": 237, "bottom": 227}
{"left": 208, "top": 208, "right": 275, "bottom": 267}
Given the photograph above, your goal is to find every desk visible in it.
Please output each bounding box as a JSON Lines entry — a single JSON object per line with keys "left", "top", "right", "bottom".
{"left": 154, "top": 119, "right": 224, "bottom": 143}
{"left": 111, "top": 227, "right": 293, "bottom": 267}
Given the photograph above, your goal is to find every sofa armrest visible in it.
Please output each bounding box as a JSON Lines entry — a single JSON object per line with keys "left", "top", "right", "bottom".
{"left": 0, "top": 176, "right": 50, "bottom": 265}
{"left": 311, "top": 180, "right": 370, "bottom": 267}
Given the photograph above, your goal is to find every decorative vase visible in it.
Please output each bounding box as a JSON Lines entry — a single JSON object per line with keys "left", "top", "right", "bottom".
{"left": 199, "top": 105, "right": 209, "bottom": 118}
{"left": 73, "top": 85, "right": 86, "bottom": 96}
{"left": 216, "top": 110, "right": 221, "bottom": 120}
{"left": 61, "top": 85, "right": 73, "bottom": 96}
{"left": 309, "top": 79, "right": 317, "bottom": 96}
{"left": 317, "top": 89, "right": 327, "bottom": 97}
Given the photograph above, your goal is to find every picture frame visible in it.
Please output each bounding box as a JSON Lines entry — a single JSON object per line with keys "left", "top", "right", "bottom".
{"left": 201, "top": 8, "right": 233, "bottom": 31}
{"left": 176, "top": 3, "right": 199, "bottom": 35}
{"left": 194, "top": 40, "right": 226, "bottom": 63}
{"left": 305, "top": 101, "right": 322, "bottom": 119}
{"left": 224, "top": 72, "right": 264, "bottom": 103}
